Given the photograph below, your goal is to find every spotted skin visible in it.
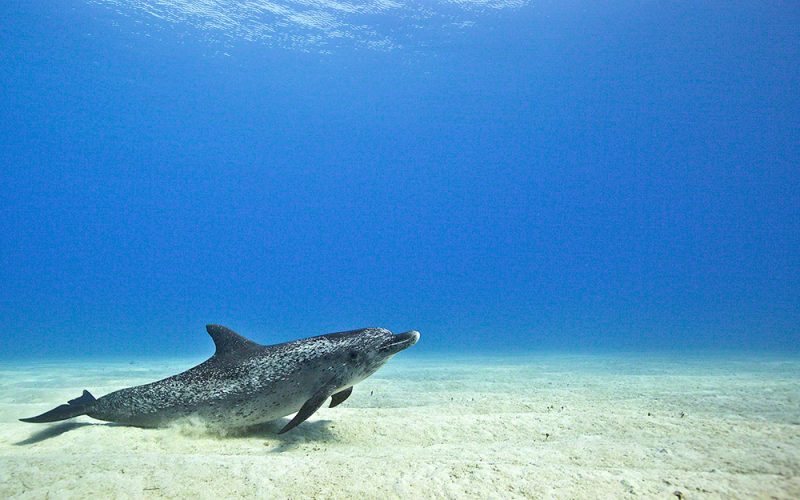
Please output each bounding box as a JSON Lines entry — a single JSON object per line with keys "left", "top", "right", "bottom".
{"left": 24, "top": 325, "right": 420, "bottom": 432}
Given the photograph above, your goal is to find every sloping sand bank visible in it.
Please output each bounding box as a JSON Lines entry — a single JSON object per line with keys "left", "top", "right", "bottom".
{"left": 1, "top": 354, "right": 798, "bottom": 498}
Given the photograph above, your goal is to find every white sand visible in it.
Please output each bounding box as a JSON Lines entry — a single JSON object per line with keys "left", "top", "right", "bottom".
{"left": 1, "top": 353, "right": 798, "bottom": 498}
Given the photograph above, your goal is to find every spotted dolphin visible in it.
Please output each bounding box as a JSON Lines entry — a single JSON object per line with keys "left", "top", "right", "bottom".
{"left": 21, "top": 325, "right": 420, "bottom": 433}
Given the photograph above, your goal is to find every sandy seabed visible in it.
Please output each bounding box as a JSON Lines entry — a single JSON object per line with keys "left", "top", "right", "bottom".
{"left": 0, "top": 353, "right": 798, "bottom": 499}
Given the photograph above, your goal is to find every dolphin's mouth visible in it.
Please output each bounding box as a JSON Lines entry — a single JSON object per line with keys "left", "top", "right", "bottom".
{"left": 380, "top": 330, "right": 420, "bottom": 355}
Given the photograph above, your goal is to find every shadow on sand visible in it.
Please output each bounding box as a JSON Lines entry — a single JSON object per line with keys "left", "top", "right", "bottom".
{"left": 14, "top": 418, "right": 336, "bottom": 451}
{"left": 224, "top": 418, "right": 337, "bottom": 452}
{"left": 14, "top": 421, "right": 99, "bottom": 445}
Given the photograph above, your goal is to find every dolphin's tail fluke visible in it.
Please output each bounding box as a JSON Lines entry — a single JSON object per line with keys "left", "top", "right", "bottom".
{"left": 20, "top": 390, "right": 96, "bottom": 423}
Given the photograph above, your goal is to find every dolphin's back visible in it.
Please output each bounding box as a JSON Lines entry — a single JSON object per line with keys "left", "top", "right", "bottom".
{"left": 87, "top": 354, "right": 270, "bottom": 426}
{"left": 86, "top": 340, "right": 325, "bottom": 427}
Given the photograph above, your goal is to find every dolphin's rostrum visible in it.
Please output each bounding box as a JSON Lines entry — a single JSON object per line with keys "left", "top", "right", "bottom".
{"left": 21, "top": 325, "right": 420, "bottom": 433}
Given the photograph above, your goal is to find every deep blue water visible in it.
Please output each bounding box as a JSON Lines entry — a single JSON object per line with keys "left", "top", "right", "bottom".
{"left": 1, "top": 1, "right": 798, "bottom": 358}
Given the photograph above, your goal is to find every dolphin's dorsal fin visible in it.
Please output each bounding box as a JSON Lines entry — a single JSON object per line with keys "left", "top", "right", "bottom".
{"left": 206, "top": 324, "right": 260, "bottom": 357}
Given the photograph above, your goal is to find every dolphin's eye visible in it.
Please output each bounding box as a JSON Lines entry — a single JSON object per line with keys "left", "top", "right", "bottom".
{"left": 348, "top": 351, "right": 358, "bottom": 361}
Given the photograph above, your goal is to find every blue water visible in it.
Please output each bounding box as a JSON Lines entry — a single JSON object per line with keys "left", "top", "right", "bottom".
{"left": 1, "top": 1, "right": 798, "bottom": 359}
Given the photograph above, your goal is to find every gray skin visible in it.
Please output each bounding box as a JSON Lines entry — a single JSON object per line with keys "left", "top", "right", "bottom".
{"left": 21, "top": 325, "right": 420, "bottom": 434}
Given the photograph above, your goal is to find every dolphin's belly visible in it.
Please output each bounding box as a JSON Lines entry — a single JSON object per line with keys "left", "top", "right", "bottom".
{"left": 87, "top": 376, "right": 312, "bottom": 428}
{"left": 194, "top": 392, "right": 310, "bottom": 428}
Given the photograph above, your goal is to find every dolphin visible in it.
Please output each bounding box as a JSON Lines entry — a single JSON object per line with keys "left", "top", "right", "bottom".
{"left": 20, "top": 325, "right": 420, "bottom": 434}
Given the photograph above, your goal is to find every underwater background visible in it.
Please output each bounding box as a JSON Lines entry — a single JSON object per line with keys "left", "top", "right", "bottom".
{"left": 2, "top": 1, "right": 797, "bottom": 358}
{"left": 1, "top": 2, "right": 799, "bottom": 498}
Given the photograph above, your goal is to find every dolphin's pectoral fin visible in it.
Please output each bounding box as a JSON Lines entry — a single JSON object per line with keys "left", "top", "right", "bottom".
{"left": 329, "top": 387, "right": 352, "bottom": 408}
{"left": 278, "top": 387, "right": 332, "bottom": 434}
